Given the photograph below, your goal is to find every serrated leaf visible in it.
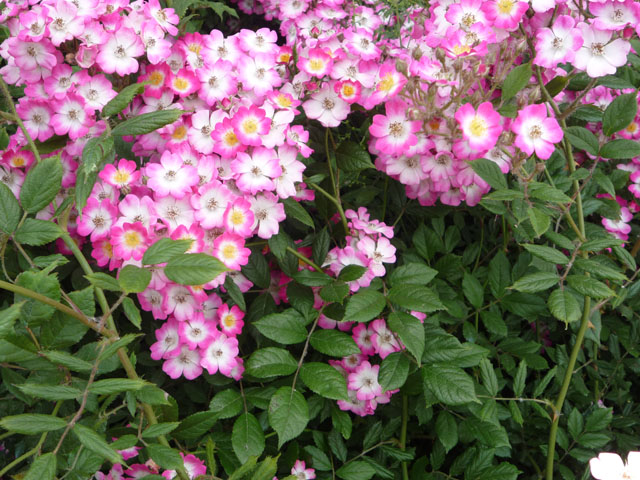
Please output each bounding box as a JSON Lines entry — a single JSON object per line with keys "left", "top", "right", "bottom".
{"left": 422, "top": 365, "right": 479, "bottom": 405}
{"left": 231, "top": 413, "right": 265, "bottom": 464}
{"left": 528, "top": 208, "right": 550, "bottom": 237}
{"left": 17, "top": 383, "right": 82, "bottom": 400}
{"left": 118, "top": 265, "right": 151, "bottom": 294}
{"left": 85, "top": 272, "right": 122, "bottom": 292}
{"left": 599, "top": 139, "right": 640, "bottom": 159}
{"left": 567, "top": 275, "right": 615, "bottom": 299}
{"left": 268, "top": 386, "right": 309, "bottom": 448}
{"left": 435, "top": 411, "right": 458, "bottom": 453}
{"left": 319, "top": 282, "right": 350, "bottom": 303}
{"left": 390, "top": 263, "right": 438, "bottom": 286}
{"left": 142, "top": 422, "right": 180, "bottom": 439}
{"left": 522, "top": 244, "right": 569, "bottom": 265}
{"left": 164, "top": 253, "right": 228, "bottom": 285}
{"left": 146, "top": 444, "right": 183, "bottom": 470}
{"left": 73, "top": 423, "right": 123, "bottom": 464}
{"left": 102, "top": 82, "right": 147, "bottom": 118}
{"left": 122, "top": 297, "right": 142, "bottom": 329}
{"left": 388, "top": 311, "right": 425, "bottom": 362}
{"left": 310, "top": 329, "right": 361, "bottom": 357}
{"left": 254, "top": 310, "right": 308, "bottom": 345}
{"left": 20, "top": 156, "right": 63, "bottom": 213}
{"left": 14, "top": 218, "right": 62, "bottom": 246}
{"left": 470, "top": 158, "right": 508, "bottom": 190}
{"left": 501, "top": 62, "right": 532, "bottom": 103}
{"left": 462, "top": 273, "right": 484, "bottom": 309}
{"left": 513, "top": 359, "right": 527, "bottom": 397}
{"left": 0, "top": 414, "right": 67, "bottom": 434}
{"left": 511, "top": 272, "right": 559, "bottom": 293}
{"left": 603, "top": 92, "right": 638, "bottom": 136}
{"left": 0, "top": 182, "right": 21, "bottom": 234}
{"left": 245, "top": 347, "right": 297, "bottom": 378}
{"left": 300, "top": 362, "right": 349, "bottom": 400}
{"left": 209, "top": 389, "right": 243, "bottom": 419}
{"left": 387, "top": 285, "right": 444, "bottom": 313}
{"left": 283, "top": 197, "right": 314, "bottom": 228}
{"left": 0, "top": 302, "right": 23, "bottom": 339}
{"left": 24, "top": 452, "right": 57, "bottom": 480}
{"left": 111, "top": 109, "right": 183, "bottom": 136}
{"left": 142, "top": 238, "right": 193, "bottom": 265}
{"left": 335, "top": 141, "right": 374, "bottom": 172}
{"left": 564, "top": 126, "right": 599, "bottom": 155}
{"left": 89, "top": 378, "right": 148, "bottom": 395}
{"left": 378, "top": 352, "right": 409, "bottom": 391}
{"left": 343, "top": 289, "right": 386, "bottom": 323}
{"left": 336, "top": 461, "right": 376, "bottom": 480}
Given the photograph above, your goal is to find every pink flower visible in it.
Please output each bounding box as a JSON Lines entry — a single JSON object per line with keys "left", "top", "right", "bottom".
{"left": 169, "top": 68, "right": 199, "bottom": 98}
{"left": 352, "top": 323, "right": 375, "bottom": 356}
{"left": 163, "top": 345, "right": 203, "bottom": 380}
{"left": 231, "top": 148, "right": 282, "bottom": 195}
{"left": 51, "top": 94, "right": 93, "bottom": 140}
{"left": 213, "top": 232, "right": 250, "bottom": 270}
{"left": 99, "top": 159, "right": 140, "bottom": 189}
{"left": 212, "top": 118, "right": 246, "bottom": 158}
{"left": 197, "top": 60, "right": 237, "bottom": 106}
{"left": 16, "top": 99, "right": 54, "bottom": 142}
{"left": 370, "top": 319, "right": 401, "bottom": 359}
{"left": 298, "top": 48, "right": 333, "bottom": 77}
{"left": 534, "top": 15, "right": 584, "bottom": 69}
{"left": 97, "top": 28, "right": 145, "bottom": 76}
{"left": 150, "top": 319, "right": 182, "bottom": 361}
{"left": 200, "top": 331, "right": 239, "bottom": 376}
{"left": 573, "top": 23, "right": 630, "bottom": 78}
{"left": 348, "top": 361, "right": 382, "bottom": 401}
{"left": 365, "top": 63, "right": 407, "bottom": 108}
{"left": 512, "top": 104, "right": 563, "bottom": 160}
{"left": 164, "top": 285, "right": 198, "bottom": 322}
{"left": 455, "top": 102, "right": 502, "bottom": 152}
{"left": 145, "top": 0, "right": 179, "bottom": 36}
{"left": 291, "top": 460, "right": 316, "bottom": 480}
{"left": 231, "top": 106, "right": 271, "bottom": 147}
{"left": 218, "top": 304, "right": 244, "bottom": 336}
{"left": 146, "top": 152, "right": 199, "bottom": 198}
{"left": 249, "top": 192, "right": 286, "bottom": 239}
{"left": 223, "top": 198, "right": 255, "bottom": 237}
{"left": 369, "top": 99, "right": 421, "bottom": 156}
{"left": 334, "top": 80, "right": 362, "bottom": 104}
{"left": 590, "top": 452, "right": 640, "bottom": 480}
{"left": 77, "top": 197, "right": 117, "bottom": 241}
{"left": 482, "top": 0, "right": 528, "bottom": 30}
{"left": 303, "top": 83, "right": 350, "bottom": 128}
{"left": 111, "top": 222, "right": 149, "bottom": 261}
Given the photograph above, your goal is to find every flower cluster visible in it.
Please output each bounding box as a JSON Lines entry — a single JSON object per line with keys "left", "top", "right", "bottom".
{"left": 97, "top": 448, "right": 205, "bottom": 479}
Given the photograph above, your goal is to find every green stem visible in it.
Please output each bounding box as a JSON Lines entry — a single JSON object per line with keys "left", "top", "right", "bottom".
{"left": 0, "top": 278, "right": 113, "bottom": 336}
{"left": 545, "top": 296, "right": 591, "bottom": 480}
{"left": 286, "top": 246, "right": 324, "bottom": 273}
{"left": 0, "top": 401, "right": 63, "bottom": 478}
{"left": 306, "top": 181, "right": 349, "bottom": 232}
{"left": 59, "top": 233, "right": 190, "bottom": 480}
{"left": 323, "top": 129, "right": 350, "bottom": 233}
{"left": 0, "top": 77, "right": 41, "bottom": 163}
{"left": 400, "top": 394, "right": 409, "bottom": 480}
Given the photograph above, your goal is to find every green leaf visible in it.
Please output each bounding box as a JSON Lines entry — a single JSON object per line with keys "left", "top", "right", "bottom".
{"left": 304, "top": 446, "right": 331, "bottom": 471}
{"left": 476, "top": 463, "right": 520, "bottom": 480}
{"left": 387, "top": 285, "right": 444, "bottom": 313}
{"left": 390, "top": 263, "right": 438, "bottom": 286}
{"left": 118, "top": 265, "right": 151, "bottom": 294}
{"left": 388, "top": 311, "right": 425, "bottom": 362}
{"left": 522, "top": 244, "right": 569, "bottom": 265}
{"left": 17, "top": 383, "right": 82, "bottom": 400}
{"left": 378, "top": 352, "right": 410, "bottom": 392}
{"left": 435, "top": 411, "right": 458, "bottom": 453}
{"left": 422, "top": 365, "right": 479, "bottom": 405}
{"left": 76, "top": 135, "right": 114, "bottom": 214}
{"left": 513, "top": 359, "right": 527, "bottom": 397}
{"left": 20, "top": 156, "right": 63, "bottom": 213}
{"left": 462, "top": 273, "right": 484, "bottom": 309}
{"left": 268, "top": 386, "right": 309, "bottom": 448}
{"left": 85, "top": 272, "right": 122, "bottom": 292}
{"left": 310, "top": 329, "right": 361, "bottom": 357}
{"left": 172, "top": 411, "right": 217, "bottom": 440}
{"left": 603, "top": 92, "right": 638, "bottom": 136}
{"left": 585, "top": 408, "right": 613, "bottom": 432}
{"left": 24, "top": 452, "right": 57, "bottom": 480}
{"left": 338, "top": 264, "right": 367, "bottom": 282}
{"left": 568, "top": 408, "right": 583, "bottom": 440}
{"left": 0, "top": 182, "right": 21, "bottom": 234}
{"left": 164, "top": 253, "right": 228, "bottom": 285}
{"left": 224, "top": 275, "right": 247, "bottom": 311}
{"left": 313, "top": 227, "right": 330, "bottom": 265}
{"left": 300, "top": 362, "right": 349, "bottom": 400}
{"left": 470, "top": 158, "right": 508, "bottom": 190}
{"left": 501, "top": 62, "right": 532, "bottom": 103}
{"left": 209, "top": 389, "right": 243, "bottom": 419}
{"left": 242, "top": 250, "right": 271, "bottom": 289}
{"left": 599, "top": 139, "right": 640, "bottom": 159}
{"left": 336, "top": 461, "right": 376, "bottom": 480}
{"left": 511, "top": 272, "right": 559, "bottom": 293}
{"left": 245, "top": 347, "right": 297, "bottom": 378}
{"left": 564, "top": 126, "right": 600, "bottom": 156}
{"left": 294, "top": 270, "right": 334, "bottom": 287}
{"left": 335, "top": 141, "right": 374, "bottom": 172}
{"left": 146, "top": 444, "right": 184, "bottom": 470}
{"left": 283, "top": 198, "right": 314, "bottom": 228}
{"left": 479, "top": 358, "right": 499, "bottom": 396}
{"left": 15, "top": 270, "right": 60, "bottom": 325}
{"left": 89, "top": 378, "right": 148, "bottom": 395}
{"left": 99, "top": 334, "right": 141, "bottom": 361}
{"left": 142, "top": 422, "right": 180, "bottom": 439}
{"left": 111, "top": 109, "right": 183, "bottom": 136}
{"left": 254, "top": 310, "right": 308, "bottom": 345}
{"left": 0, "top": 302, "right": 23, "bottom": 339}
{"left": 0, "top": 414, "right": 67, "bottom": 434}
{"left": 567, "top": 275, "right": 614, "bottom": 298}
{"left": 73, "top": 423, "right": 123, "bottom": 464}
{"left": 142, "top": 238, "right": 193, "bottom": 265}
{"left": 528, "top": 208, "right": 550, "bottom": 237}
{"left": 102, "top": 82, "right": 148, "bottom": 118}
{"left": 594, "top": 171, "right": 616, "bottom": 198}
{"left": 14, "top": 218, "right": 62, "bottom": 246}
{"left": 319, "top": 282, "right": 350, "bottom": 303}
{"left": 122, "top": 297, "right": 142, "bottom": 329}
{"left": 343, "top": 289, "right": 386, "bottom": 323}
{"left": 253, "top": 456, "right": 279, "bottom": 480}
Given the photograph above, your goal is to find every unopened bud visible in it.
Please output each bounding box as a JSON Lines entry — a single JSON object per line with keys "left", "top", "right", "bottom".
{"left": 395, "top": 58, "right": 408, "bottom": 76}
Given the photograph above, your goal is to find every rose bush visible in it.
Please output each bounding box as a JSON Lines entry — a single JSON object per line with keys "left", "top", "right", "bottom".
{"left": 1, "top": 0, "right": 640, "bottom": 479}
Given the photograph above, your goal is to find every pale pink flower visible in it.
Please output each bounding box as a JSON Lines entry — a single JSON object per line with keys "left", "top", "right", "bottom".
{"left": 512, "top": 104, "right": 563, "bottom": 160}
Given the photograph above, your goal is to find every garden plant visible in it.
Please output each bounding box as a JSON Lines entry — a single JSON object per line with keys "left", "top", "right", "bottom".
{"left": 2, "top": 0, "right": 640, "bottom": 479}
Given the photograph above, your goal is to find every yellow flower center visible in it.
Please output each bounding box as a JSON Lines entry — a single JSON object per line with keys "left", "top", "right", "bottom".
{"left": 222, "top": 243, "right": 237, "bottom": 259}
{"left": 150, "top": 71, "right": 164, "bottom": 86}
{"left": 342, "top": 84, "right": 355, "bottom": 96}
{"left": 378, "top": 74, "right": 395, "bottom": 92}
{"left": 223, "top": 130, "right": 239, "bottom": 146}
{"left": 222, "top": 314, "right": 236, "bottom": 327}
{"left": 123, "top": 231, "right": 142, "bottom": 248}
{"left": 469, "top": 116, "right": 488, "bottom": 137}
{"left": 308, "top": 58, "right": 324, "bottom": 71}
{"left": 12, "top": 156, "right": 25, "bottom": 167}
{"left": 172, "top": 125, "right": 187, "bottom": 140}
{"left": 242, "top": 118, "right": 258, "bottom": 134}
{"left": 113, "top": 170, "right": 130, "bottom": 184}
{"left": 279, "top": 53, "right": 291, "bottom": 63}
{"left": 277, "top": 94, "right": 292, "bottom": 107}
{"left": 452, "top": 44, "right": 471, "bottom": 56}
{"left": 173, "top": 77, "right": 189, "bottom": 91}
{"left": 230, "top": 210, "right": 245, "bottom": 225}
{"left": 188, "top": 43, "right": 201, "bottom": 54}
{"left": 626, "top": 122, "right": 638, "bottom": 133}
{"left": 497, "top": 0, "right": 514, "bottom": 14}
